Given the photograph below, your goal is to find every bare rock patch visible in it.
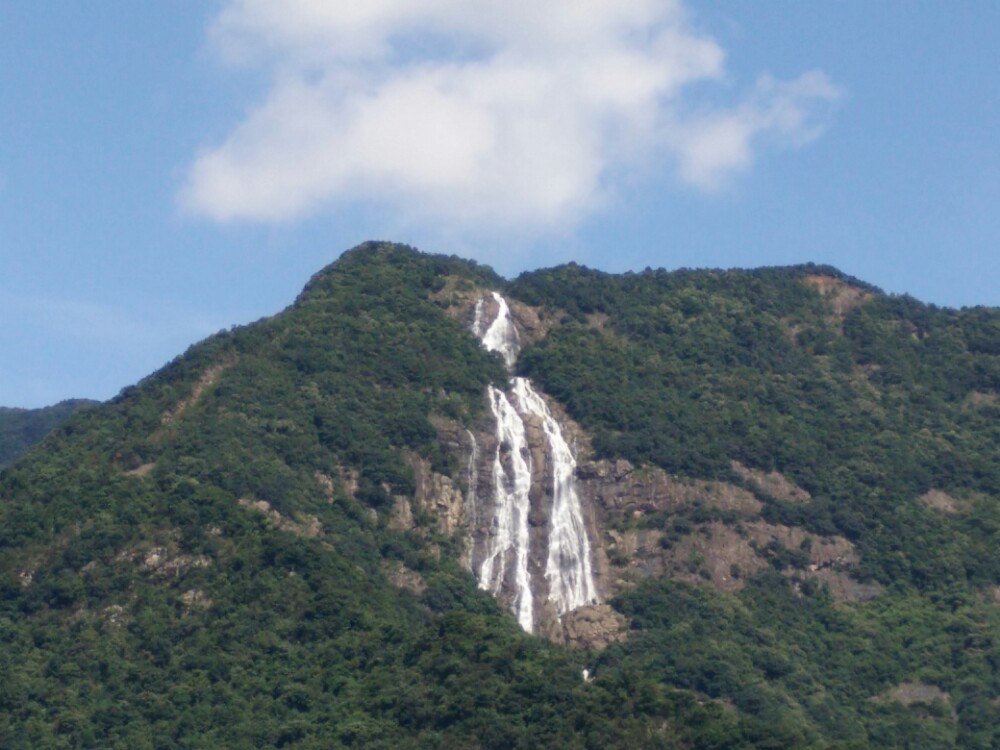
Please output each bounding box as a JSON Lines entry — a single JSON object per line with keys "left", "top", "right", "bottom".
{"left": 801, "top": 274, "right": 874, "bottom": 319}
{"left": 162, "top": 359, "right": 235, "bottom": 426}
{"left": 731, "top": 461, "right": 811, "bottom": 504}
{"left": 125, "top": 462, "right": 156, "bottom": 478}
{"left": 381, "top": 560, "right": 427, "bottom": 595}
{"left": 560, "top": 604, "right": 629, "bottom": 651}
{"left": 237, "top": 498, "right": 323, "bottom": 538}
{"left": 919, "top": 489, "right": 960, "bottom": 514}
{"left": 581, "top": 460, "right": 762, "bottom": 517}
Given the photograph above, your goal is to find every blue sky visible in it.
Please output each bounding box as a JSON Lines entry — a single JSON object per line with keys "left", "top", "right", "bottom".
{"left": 1, "top": 1, "right": 998, "bottom": 408}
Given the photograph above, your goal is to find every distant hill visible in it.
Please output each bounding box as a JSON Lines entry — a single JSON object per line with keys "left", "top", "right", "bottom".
{"left": 0, "top": 399, "right": 97, "bottom": 469}
{"left": 0, "top": 242, "right": 996, "bottom": 749}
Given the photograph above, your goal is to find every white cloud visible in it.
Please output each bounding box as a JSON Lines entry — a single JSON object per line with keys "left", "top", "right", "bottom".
{"left": 182, "top": 0, "right": 840, "bottom": 231}
{"left": 671, "top": 71, "right": 842, "bottom": 189}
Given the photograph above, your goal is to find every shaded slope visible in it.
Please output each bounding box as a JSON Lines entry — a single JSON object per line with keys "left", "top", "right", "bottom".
{"left": 0, "top": 399, "right": 96, "bottom": 469}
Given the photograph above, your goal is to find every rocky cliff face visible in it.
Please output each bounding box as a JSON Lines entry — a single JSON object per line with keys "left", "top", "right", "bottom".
{"left": 399, "top": 287, "right": 884, "bottom": 648}
{"left": 411, "top": 384, "right": 882, "bottom": 650}
{"left": 580, "top": 457, "right": 881, "bottom": 603}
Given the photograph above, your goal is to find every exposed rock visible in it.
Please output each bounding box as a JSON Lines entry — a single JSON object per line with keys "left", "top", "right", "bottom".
{"left": 389, "top": 496, "right": 415, "bottom": 531}
{"left": 507, "top": 299, "right": 559, "bottom": 346}
{"left": 125, "top": 462, "right": 157, "bottom": 478}
{"left": 180, "top": 589, "right": 213, "bottom": 611}
{"left": 965, "top": 390, "right": 998, "bottom": 409}
{"left": 116, "top": 541, "right": 211, "bottom": 580}
{"left": 406, "top": 453, "right": 466, "bottom": 535}
{"left": 597, "top": 510, "right": 875, "bottom": 603}
{"left": 581, "top": 460, "right": 762, "bottom": 516}
{"left": 646, "top": 522, "right": 769, "bottom": 592}
{"left": 314, "top": 471, "right": 335, "bottom": 501}
{"left": 143, "top": 548, "right": 211, "bottom": 578}
{"left": 104, "top": 604, "right": 127, "bottom": 628}
{"left": 801, "top": 275, "right": 874, "bottom": 319}
{"left": 806, "top": 568, "right": 884, "bottom": 602}
{"left": 745, "top": 522, "right": 857, "bottom": 567}
{"left": 879, "top": 683, "right": 952, "bottom": 711}
{"left": 730, "top": 461, "right": 811, "bottom": 504}
{"left": 578, "top": 458, "right": 635, "bottom": 481}
{"left": 560, "top": 604, "right": 629, "bottom": 650}
{"left": 585, "top": 312, "right": 610, "bottom": 330}
{"left": 382, "top": 560, "right": 427, "bottom": 595}
{"left": 919, "top": 489, "right": 960, "bottom": 514}
{"left": 429, "top": 276, "right": 483, "bottom": 314}
{"left": 237, "top": 498, "right": 323, "bottom": 538}
{"left": 162, "top": 359, "right": 235, "bottom": 426}
{"left": 335, "top": 466, "right": 359, "bottom": 500}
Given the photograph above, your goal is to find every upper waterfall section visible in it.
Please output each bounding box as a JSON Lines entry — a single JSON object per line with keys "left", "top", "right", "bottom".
{"left": 473, "top": 292, "right": 521, "bottom": 370}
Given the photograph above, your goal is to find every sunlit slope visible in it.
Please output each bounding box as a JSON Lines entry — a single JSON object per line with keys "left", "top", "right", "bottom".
{"left": 0, "top": 242, "right": 996, "bottom": 749}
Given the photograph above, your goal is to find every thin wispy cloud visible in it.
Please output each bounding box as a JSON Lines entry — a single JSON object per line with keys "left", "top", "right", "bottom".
{"left": 181, "top": 0, "right": 840, "bottom": 233}
{"left": 0, "top": 292, "right": 226, "bottom": 347}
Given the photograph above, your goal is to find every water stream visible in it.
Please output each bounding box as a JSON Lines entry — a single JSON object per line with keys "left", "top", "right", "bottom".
{"left": 471, "top": 292, "right": 598, "bottom": 632}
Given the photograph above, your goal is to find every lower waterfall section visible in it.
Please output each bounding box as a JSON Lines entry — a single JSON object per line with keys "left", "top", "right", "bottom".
{"left": 511, "top": 378, "right": 598, "bottom": 614}
{"left": 477, "top": 385, "right": 535, "bottom": 632}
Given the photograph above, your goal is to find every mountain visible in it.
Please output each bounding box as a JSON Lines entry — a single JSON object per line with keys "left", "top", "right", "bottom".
{"left": 1, "top": 242, "right": 997, "bottom": 749}
{"left": 0, "top": 399, "right": 97, "bottom": 469}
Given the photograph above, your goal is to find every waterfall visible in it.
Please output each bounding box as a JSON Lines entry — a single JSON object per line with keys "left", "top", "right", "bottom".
{"left": 470, "top": 291, "right": 598, "bottom": 632}
{"left": 511, "top": 378, "right": 597, "bottom": 614}
{"left": 473, "top": 292, "right": 520, "bottom": 369}
{"left": 464, "top": 430, "right": 479, "bottom": 524}
{"left": 461, "top": 430, "right": 479, "bottom": 572}
{"left": 478, "top": 386, "right": 534, "bottom": 632}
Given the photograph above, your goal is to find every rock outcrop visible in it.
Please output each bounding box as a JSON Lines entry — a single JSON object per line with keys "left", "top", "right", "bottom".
{"left": 559, "top": 604, "right": 629, "bottom": 650}
{"left": 578, "top": 458, "right": 880, "bottom": 603}
{"left": 406, "top": 453, "right": 466, "bottom": 535}
{"left": 801, "top": 274, "right": 874, "bottom": 320}
{"left": 730, "top": 461, "right": 811, "bottom": 504}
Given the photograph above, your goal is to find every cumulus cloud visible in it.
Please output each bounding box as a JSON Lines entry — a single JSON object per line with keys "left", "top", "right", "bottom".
{"left": 181, "top": 0, "right": 840, "bottom": 230}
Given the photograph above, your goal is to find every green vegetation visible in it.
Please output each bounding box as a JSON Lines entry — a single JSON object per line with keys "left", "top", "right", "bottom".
{"left": 511, "top": 261, "right": 1000, "bottom": 747}
{"left": 0, "top": 243, "right": 996, "bottom": 748}
{"left": 0, "top": 399, "right": 96, "bottom": 469}
{"left": 512, "top": 263, "right": 1000, "bottom": 590}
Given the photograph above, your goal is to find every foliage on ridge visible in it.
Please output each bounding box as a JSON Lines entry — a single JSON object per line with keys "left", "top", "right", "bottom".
{"left": 0, "top": 243, "right": 997, "bottom": 748}
{"left": 0, "top": 399, "right": 96, "bottom": 469}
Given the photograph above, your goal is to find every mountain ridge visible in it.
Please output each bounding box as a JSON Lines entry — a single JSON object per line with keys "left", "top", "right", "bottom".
{"left": 1, "top": 241, "right": 997, "bottom": 749}
{"left": 0, "top": 398, "right": 97, "bottom": 469}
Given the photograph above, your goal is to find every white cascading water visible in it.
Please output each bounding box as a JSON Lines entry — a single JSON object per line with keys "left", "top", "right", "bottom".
{"left": 479, "top": 385, "right": 535, "bottom": 631}
{"left": 471, "top": 291, "right": 598, "bottom": 632}
{"left": 511, "top": 378, "right": 597, "bottom": 613}
{"left": 464, "top": 430, "right": 479, "bottom": 523}
{"left": 473, "top": 293, "right": 520, "bottom": 369}
{"left": 461, "top": 430, "right": 479, "bottom": 571}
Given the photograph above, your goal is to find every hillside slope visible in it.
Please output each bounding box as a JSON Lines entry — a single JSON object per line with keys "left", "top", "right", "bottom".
{"left": 0, "top": 399, "right": 97, "bottom": 469}
{"left": 0, "top": 243, "right": 997, "bottom": 749}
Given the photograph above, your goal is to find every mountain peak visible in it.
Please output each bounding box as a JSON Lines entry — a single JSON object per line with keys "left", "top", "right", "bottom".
{"left": 295, "top": 240, "right": 504, "bottom": 306}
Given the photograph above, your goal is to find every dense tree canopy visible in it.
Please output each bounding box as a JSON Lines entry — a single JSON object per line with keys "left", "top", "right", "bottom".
{"left": 0, "top": 243, "right": 996, "bottom": 748}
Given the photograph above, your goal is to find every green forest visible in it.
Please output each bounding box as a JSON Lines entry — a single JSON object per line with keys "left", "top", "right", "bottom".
{"left": 0, "top": 243, "right": 996, "bottom": 748}
{"left": 0, "top": 400, "right": 95, "bottom": 469}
